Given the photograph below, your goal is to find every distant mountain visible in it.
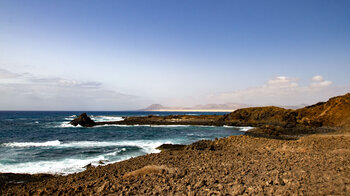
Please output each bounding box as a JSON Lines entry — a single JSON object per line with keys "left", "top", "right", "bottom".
{"left": 141, "top": 103, "right": 249, "bottom": 112}
{"left": 141, "top": 104, "right": 189, "bottom": 111}
{"left": 276, "top": 104, "right": 309, "bottom": 109}
{"left": 191, "top": 103, "right": 250, "bottom": 110}
{"left": 141, "top": 103, "right": 309, "bottom": 112}
{"left": 143, "top": 104, "right": 168, "bottom": 111}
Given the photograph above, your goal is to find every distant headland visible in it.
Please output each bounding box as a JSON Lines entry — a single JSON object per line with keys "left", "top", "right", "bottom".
{"left": 140, "top": 103, "right": 306, "bottom": 112}
{"left": 71, "top": 93, "right": 350, "bottom": 139}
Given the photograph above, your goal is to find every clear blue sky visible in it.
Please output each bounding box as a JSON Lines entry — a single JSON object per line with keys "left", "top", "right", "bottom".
{"left": 0, "top": 0, "right": 350, "bottom": 110}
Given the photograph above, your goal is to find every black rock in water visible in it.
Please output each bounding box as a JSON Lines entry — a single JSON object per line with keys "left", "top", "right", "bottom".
{"left": 70, "top": 113, "right": 96, "bottom": 127}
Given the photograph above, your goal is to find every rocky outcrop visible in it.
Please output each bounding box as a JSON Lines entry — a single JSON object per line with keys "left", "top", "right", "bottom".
{"left": 156, "top": 144, "right": 186, "bottom": 151}
{"left": 120, "top": 114, "right": 223, "bottom": 126}
{"left": 221, "top": 106, "right": 297, "bottom": 128}
{"left": 225, "top": 93, "right": 350, "bottom": 128}
{"left": 70, "top": 113, "right": 96, "bottom": 127}
{"left": 69, "top": 93, "right": 350, "bottom": 137}
{"left": 296, "top": 93, "right": 350, "bottom": 127}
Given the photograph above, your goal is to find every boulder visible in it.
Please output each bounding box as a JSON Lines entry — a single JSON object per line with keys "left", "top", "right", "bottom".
{"left": 70, "top": 113, "right": 96, "bottom": 127}
{"left": 156, "top": 144, "right": 186, "bottom": 151}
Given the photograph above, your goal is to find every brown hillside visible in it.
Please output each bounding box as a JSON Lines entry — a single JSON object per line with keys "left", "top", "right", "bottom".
{"left": 223, "top": 93, "right": 350, "bottom": 128}
{"left": 222, "top": 106, "right": 297, "bottom": 127}
{"left": 296, "top": 93, "right": 350, "bottom": 127}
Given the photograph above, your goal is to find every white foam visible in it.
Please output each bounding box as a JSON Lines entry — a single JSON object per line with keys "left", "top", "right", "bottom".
{"left": 94, "top": 124, "right": 192, "bottom": 128}
{"left": 223, "top": 125, "right": 233, "bottom": 128}
{"left": 0, "top": 140, "right": 171, "bottom": 175}
{"left": 95, "top": 124, "right": 134, "bottom": 127}
{"left": 2, "top": 140, "right": 170, "bottom": 154}
{"left": 3, "top": 140, "right": 61, "bottom": 147}
{"left": 105, "top": 148, "right": 127, "bottom": 156}
{"left": 63, "top": 115, "right": 78, "bottom": 122}
{"left": 223, "top": 125, "right": 253, "bottom": 132}
{"left": 148, "top": 125, "right": 191, "bottom": 127}
{"left": 56, "top": 122, "right": 81, "bottom": 128}
{"left": 0, "top": 146, "right": 138, "bottom": 175}
{"left": 0, "top": 155, "right": 106, "bottom": 175}
{"left": 57, "top": 121, "right": 215, "bottom": 128}
{"left": 148, "top": 125, "right": 217, "bottom": 128}
{"left": 91, "top": 116, "right": 124, "bottom": 122}
{"left": 239, "top": 126, "right": 254, "bottom": 132}
{"left": 58, "top": 140, "right": 164, "bottom": 152}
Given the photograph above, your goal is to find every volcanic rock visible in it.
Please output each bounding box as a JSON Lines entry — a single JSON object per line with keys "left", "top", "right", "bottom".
{"left": 223, "top": 93, "right": 350, "bottom": 128}
{"left": 70, "top": 113, "right": 96, "bottom": 127}
{"left": 156, "top": 144, "right": 186, "bottom": 151}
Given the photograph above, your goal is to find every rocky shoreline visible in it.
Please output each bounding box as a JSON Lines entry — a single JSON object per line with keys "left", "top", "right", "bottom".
{"left": 1, "top": 93, "right": 350, "bottom": 195}
{"left": 70, "top": 93, "right": 350, "bottom": 139}
{"left": 1, "top": 131, "right": 350, "bottom": 195}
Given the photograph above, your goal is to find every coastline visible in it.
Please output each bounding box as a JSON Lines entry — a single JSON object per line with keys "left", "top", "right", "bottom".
{"left": 1, "top": 130, "right": 350, "bottom": 195}
{"left": 2, "top": 93, "right": 350, "bottom": 194}
{"left": 143, "top": 109, "right": 236, "bottom": 112}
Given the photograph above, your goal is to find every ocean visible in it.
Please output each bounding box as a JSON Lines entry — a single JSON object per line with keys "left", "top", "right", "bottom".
{"left": 0, "top": 111, "right": 249, "bottom": 175}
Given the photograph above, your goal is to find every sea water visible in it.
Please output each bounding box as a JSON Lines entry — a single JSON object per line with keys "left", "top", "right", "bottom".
{"left": 0, "top": 111, "right": 249, "bottom": 175}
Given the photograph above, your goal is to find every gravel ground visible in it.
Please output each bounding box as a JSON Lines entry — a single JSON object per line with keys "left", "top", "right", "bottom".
{"left": 1, "top": 132, "right": 350, "bottom": 195}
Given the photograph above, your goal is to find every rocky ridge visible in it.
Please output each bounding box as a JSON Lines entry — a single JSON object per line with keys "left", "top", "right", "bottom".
{"left": 71, "top": 93, "right": 350, "bottom": 138}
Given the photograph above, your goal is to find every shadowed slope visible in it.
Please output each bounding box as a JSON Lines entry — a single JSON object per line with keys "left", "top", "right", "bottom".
{"left": 223, "top": 93, "right": 350, "bottom": 128}
{"left": 296, "top": 93, "right": 350, "bottom": 127}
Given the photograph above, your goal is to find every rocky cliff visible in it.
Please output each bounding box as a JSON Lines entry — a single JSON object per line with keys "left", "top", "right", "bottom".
{"left": 296, "top": 93, "right": 350, "bottom": 127}
{"left": 223, "top": 93, "right": 350, "bottom": 128}
{"left": 69, "top": 93, "right": 350, "bottom": 137}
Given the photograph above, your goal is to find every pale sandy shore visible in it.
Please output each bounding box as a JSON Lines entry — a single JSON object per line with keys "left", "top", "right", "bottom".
{"left": 145, "top": 109, "right": 236, "bottom": 112}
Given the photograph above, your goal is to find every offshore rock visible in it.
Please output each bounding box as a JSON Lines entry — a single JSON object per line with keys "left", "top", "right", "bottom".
{"left": 70, "top": 113, "right": 96, "bottom": 127}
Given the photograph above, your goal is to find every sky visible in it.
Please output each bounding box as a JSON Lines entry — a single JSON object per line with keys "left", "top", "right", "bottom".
{"left": 1, "top": 0, "right": 350, "bottom": 110}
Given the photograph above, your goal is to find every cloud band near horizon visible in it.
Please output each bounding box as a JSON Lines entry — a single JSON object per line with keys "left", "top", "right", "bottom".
{"left": 1, "top": 68, "right": 349, "bottom": 110}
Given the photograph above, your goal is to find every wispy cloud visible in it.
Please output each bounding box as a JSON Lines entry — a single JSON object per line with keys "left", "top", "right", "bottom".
{"left": 1, "top": 68, "right": 349, "bottom": 110}
{"left": 29, "top": 77, "right": 102, "bottom": 88}
{"left": 162, "top": 75, "right": 350, "bottom": 107}
{"left": 0, "top": 68, "right": 21, "bottom": 79}
{"left": 0, "top": 68, "right": 144, "bottom": 110}
{"left": 310, "top": 75, "right": 332, "bottom": 88}
{"left": 202, "top": 75, "right": 349, "bottom": 106}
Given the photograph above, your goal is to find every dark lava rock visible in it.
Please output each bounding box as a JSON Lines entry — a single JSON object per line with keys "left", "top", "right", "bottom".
{"left": 70, "top": 113, "right": 96, "bottom": 127}
{"left": 156, "top": 144, "right": 186, "bottom": 151}
{"left": 186, "top": 140, "right": 219, "bottom": 151}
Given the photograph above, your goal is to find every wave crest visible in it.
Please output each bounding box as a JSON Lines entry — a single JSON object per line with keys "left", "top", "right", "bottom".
{"left": 3, "top": 140, "right": 61, "bottom": 147}
{"left": 2, "top": 140, "right": 170, "bottom": 153}
{"left": 91, "top": 116, "right": 124, "bottom": 122}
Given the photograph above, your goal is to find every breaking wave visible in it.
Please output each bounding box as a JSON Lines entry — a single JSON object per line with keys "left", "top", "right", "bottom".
{"left": 0, "top": 140, "right": 172, "bottom": 175}
{"left": 91, "top": 116, "right": 124, "bottom": 122}
{"left": 2, "top": 140, "right": 170, "bottom": 153}
{"left": 223, "top": 125, "right": 253, "bottom": 131}
{"left": 3, "top": 140, "right": 61, "bottom": 147}
{"left": 0, "top": 154, "right": 130, "bottom": 175}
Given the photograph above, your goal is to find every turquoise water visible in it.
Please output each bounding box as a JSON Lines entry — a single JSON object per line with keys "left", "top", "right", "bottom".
{"left": 0, "top": 111, "right": 248, "bottom": 175}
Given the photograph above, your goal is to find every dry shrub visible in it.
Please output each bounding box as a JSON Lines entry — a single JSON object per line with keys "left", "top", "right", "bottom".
{"left": 123, "top": 165, "right": 175, "bottom": 178}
